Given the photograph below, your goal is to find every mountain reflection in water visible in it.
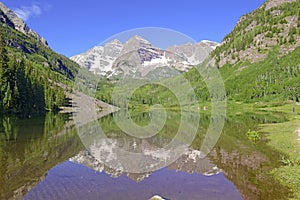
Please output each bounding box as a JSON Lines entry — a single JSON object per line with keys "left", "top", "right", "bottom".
{"left": 24, "top": 155, "right": 241, "bottom": 200}
{"left": 0, "top": 111, "right": 292, "bottom": 200}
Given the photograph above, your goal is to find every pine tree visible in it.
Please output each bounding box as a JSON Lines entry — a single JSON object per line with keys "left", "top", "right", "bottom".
{"left": 15, "top": 59, "right": 26, "bottom": 111}
{"left": 12, "top": 81, "right": 20, "bottom": 112}
{"left": 0, "top": 25, "right": 9, "bottom": 111}
{"left": 3, "top": 82, "right": 12, "bottom": 110}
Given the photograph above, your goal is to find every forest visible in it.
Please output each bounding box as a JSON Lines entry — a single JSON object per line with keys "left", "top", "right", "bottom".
{"left": 0, "top": 25, "right": 66, "bottom": 116}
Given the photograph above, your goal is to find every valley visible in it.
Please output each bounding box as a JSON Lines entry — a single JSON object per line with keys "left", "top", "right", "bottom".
{"left": 0, "top": 0, "right": 300, "bottom": 199}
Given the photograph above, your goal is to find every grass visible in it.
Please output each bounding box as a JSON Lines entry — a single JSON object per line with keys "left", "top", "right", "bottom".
{"left": 208, "top": 100, "right": 300, "bottom": 199}
{"left": 258, "top": 102, "right": 300, "bottom": 199}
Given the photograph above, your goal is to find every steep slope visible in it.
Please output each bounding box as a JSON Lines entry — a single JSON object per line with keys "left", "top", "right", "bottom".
{"left": 212, "top": 0, "right": 300, "bottom": 66}
{"left": 175, "top": 0, "right": 299, "bottom": 103}
{"left": 211, "top": 0, "right": 300, "bottom": 102}
{"left": 0, "top": 2, "right": 79, "bottom": 115}
{"left": 70, "top": 36, "right": 218, "bottom": 77}
{"left": 71, "top": 39, "right": 123, "bottom": 75}
{"left": 167, "top": 40, "right": 218, "bottom": 65}
{"left": 0, "top": 2, "right": 78, "bottom": 79}
{"left": 0, "top": 2, "right": 47, "bottom": 46}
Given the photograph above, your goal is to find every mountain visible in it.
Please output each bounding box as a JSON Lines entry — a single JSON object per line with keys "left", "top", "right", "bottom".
{"left": 70, "top": 36, "right": 218, "bottom": 77}
{"left": 122, "top": 0, "right": 300, "bottom": 108}
{"left": 212, "top": 0, "right": 299, "bottom": 67}
{"left": 0, "top": 2, "right": 79, "bottom": 115}
{"left": 0, "top": 2, "right": 47, "bottom": 46}
{"left": 210, "top": 0, "right": 300, "bottom": 102}
{"left": 0, "top": 3, "right": 78, "bottom": 79}
{"left": 71, "top": 39, "right": 123, "bottom": 74}
{"left": 166, "top": 40, "right": 218, "bottom": 65}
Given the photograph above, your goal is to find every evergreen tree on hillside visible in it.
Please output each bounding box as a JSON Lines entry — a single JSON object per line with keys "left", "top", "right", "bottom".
{"left": 0, "top": 24, "right": 66, "bottom": 116}
{"left": 0, "top": 25, "right": 9, "bottom": 111}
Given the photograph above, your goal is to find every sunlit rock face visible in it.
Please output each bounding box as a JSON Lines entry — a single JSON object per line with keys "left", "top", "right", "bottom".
{"left": 0, "top": 2, "right": 48, "bottom": 46}
{"left": 70, "top": 36, "right": 218, "bottom": 77}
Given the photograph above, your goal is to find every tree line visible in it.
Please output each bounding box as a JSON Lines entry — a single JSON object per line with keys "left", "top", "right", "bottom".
{"left": 0, "top": 25, "right": 65, "bottom": 117}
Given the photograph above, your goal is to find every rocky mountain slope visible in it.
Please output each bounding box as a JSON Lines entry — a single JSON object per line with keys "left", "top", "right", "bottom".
{"left": 0, "top": 2, "right": 78, "bottom": 79}
{"left": 0, "top": 2, "right": 47, "bottom": 46}
{"left": 212, "top": 0, "right": 300, "bottom": 66}
{"left": 0, "top": 2, "right": 80, "bottom": 114}
{"left": 211, "top": 0, "right": 300, "bottom": 102}
{"left": 71, "top": 36, "right": 218, "bottom": 77}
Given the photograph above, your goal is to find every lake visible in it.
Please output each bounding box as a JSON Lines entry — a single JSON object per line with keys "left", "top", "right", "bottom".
{"left": 0, "top": 111, "right": 291, "bottom": 200}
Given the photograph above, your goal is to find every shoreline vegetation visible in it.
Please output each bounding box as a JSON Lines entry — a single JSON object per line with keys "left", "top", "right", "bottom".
{"left": 258, "top": 103, "right": 300, "bottom": 200}
{"left": 218, "top": 101, "right": 300, "bottom": 199}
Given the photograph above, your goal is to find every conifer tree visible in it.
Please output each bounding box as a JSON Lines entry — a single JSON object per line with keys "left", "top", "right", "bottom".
{"left": 0, "top": 25, "right": 9, "bottom": 111}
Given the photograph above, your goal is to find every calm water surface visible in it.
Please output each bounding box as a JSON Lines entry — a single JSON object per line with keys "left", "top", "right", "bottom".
{"left": 0, "top": 111, "right": 291, "bottom": 200}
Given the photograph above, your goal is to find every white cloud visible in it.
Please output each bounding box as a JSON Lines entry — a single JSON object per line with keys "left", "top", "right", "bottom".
{"left": 13, "top": 4, "right": 42, "bottom": 21}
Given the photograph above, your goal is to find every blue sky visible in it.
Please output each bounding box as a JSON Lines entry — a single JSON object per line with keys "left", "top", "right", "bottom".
{"left": 2, "top": 0, "right": 265, "bottom": 57}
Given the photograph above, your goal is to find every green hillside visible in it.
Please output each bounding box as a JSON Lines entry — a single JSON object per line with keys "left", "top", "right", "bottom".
{"left": 107, "top": 0, "right": 300, "bottom": 108}
{"left": 213, "top": 0, "right": 300, "bottom": 102}
{"left": 212, "top": 0, "right": 300, "bottom": 66}
{"left": 0, "top": 15, "right": 79, "bottom": 116}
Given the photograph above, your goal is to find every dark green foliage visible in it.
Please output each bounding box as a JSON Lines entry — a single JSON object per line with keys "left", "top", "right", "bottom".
{"left": 0, "top": 25, "right": 8, "bottom": 111}
{"left": 95, "top": 79, "right": 115, "bottom": 105}
{"left": 128, "top": 83, "right": 180, "bottom": 109}
{"left": 0, "top": 25, "right": 67, "bottom": 116}
{"left": 0, "top": 5, "right": 83, "bottom": 117}
{"left": 3, "top": 24, "right": 78, "bottom": 80}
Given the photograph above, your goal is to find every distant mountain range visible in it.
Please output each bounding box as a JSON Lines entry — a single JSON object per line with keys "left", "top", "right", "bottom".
{"left": 70, "top": 36, "right": 219, "bottom": 77}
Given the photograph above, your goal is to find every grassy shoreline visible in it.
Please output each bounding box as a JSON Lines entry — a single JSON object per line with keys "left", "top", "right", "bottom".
{"left": 258, "top": 103, "right": 300, "bottom": 199}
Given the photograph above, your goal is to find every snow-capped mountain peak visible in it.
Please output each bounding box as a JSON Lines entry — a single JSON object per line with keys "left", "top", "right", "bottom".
{"left": 70, "top": 36, "right": 219, "bottom": 77}
{"left": 121, "top": 35, "right": 152, "bottom": 55}
{"left": 200, "top": 40, "right": 220, "bottom": 49}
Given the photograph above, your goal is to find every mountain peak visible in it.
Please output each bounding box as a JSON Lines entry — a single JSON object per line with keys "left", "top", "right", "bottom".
{"left": 71, "top": 35, "right": 218, "bottom": 77}
{"left": 199, "top": 40, "right": 220, "bottom": 49}
{"left": 200, "top": 40, "right": 218, "bottom": 44}
{"left": 132, "top": 35, "right": 150, "bottom": 41}
{"left": 125, "top": 35, "right": 151, "bottom": 46}
{"left": 106, "top": 39, "right": 122, "bottom": 45}
{"left": 121, "top": 35, "right": 152, "bottom": 55}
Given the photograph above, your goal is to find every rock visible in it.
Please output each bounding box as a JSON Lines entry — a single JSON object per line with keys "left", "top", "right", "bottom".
{"left": 0, "top": 2, "right": 48, "bottom": 46}
{"left": 70, "top": 36, "right": 218, "bottom": 77}
{"left": 149, "top": 195, "right": 166, "bottom": 200}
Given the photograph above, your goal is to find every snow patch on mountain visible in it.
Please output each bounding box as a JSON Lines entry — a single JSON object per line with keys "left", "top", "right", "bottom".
{"left": 70, "top": 36, "right": 219, "bottom": 77}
